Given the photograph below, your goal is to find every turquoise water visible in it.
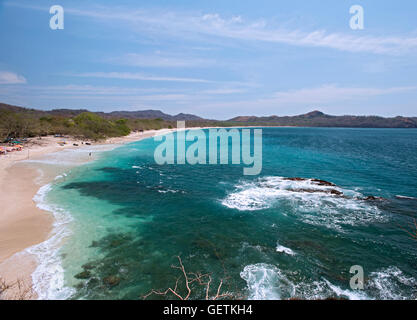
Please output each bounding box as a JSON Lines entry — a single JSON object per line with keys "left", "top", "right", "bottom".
{"left": 44, "top": 128, "right": 417, "bottom": 300}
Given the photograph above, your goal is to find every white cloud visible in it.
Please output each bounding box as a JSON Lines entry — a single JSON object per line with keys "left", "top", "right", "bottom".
{"left": 74, "top": 72, "right": 213, "bottom": 83}
{"left": 191, "top": 84, "right": 417, "bottom": 117}
{"left": 28, "top": 85, "right": 181, "bottom": 95}
{"left": 0, "top": 83, "right": 248, "bottom": 105}
{"left": 201, "top": 88, "right": 246, "bottom": 94}
{"left": 56, "top": 7, "right": 417, "bottom": 55}
{"left": 270, "top": 84, "right": 417, "bottom": 104}
{"left": 2, "top": 83, "right": 416, "bottom": 118}
{"left": 0, "top": 71, "right": 27, "bottom": 84}
{"left": 5, "top": 2, "right": 417, "bottom": 55}
{"left": 107, "top": 53, "right": 213, "bottom": 68}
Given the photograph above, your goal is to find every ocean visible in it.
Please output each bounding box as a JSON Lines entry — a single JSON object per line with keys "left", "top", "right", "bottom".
{"left": 33, "top": 128, "right": 417, "bottom": 300}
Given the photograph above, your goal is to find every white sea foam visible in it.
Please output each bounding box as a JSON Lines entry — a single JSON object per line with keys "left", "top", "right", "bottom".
{"left": 222, "top": 176, "right": 386, "bottom": 231}
{"left": 54, "top": 173, "right": 68, "bottom": 181}
{"left": 157, "top": 189, "right": 182, "bottom": 194}
{"left": 222, "top": 176, "right": 352, "bottom": 211}
{"left": 27, "top": 183, "right": 75, "bottom": 300}
{"left": 276, "top": 243, "right": 296, "bottom": 256}
{"left": 239, "top": 242, "right": 264, "bottom": 254}
{"left": 322, "top": 279, "right": 369, "bottom": 300}
{"left": 19, "top": 143, "right": 139, "bottom": 299}
{"left": 240, "top": 264, "right": 289, "bottom": 300}
{"left": 240, "top": 263, "right": 368, "bottom": 300}
{"left": 395, "top": 195, "right": 417, "bottom": 200}
{"left": 367, "top": 266, "right": 417, "bottom": 300}
{"left": 240, "top": 262, "right": 415, "bottom": 300}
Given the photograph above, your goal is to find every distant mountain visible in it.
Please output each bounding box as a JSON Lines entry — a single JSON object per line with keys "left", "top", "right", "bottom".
{"left": 102, "top": 110, "right": 204, "bottom": 121}
{"left": 2, "top": 103, "right": 417, "bottom": 128}
{"left": 0, "top": 103, "right": 204, "bottom": 121}
{"left": 299, "top": 110, "right": 328, "bottom": 118}
{"left": 229, "top": 110, "right": 417, "bottom": 128}
{"left": 171, "top": 113, "right": 204, "bottom": 121}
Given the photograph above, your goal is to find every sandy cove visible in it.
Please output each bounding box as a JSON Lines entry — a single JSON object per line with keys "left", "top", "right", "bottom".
{"left": 0, "top": 129, "right": 179, "bottom": 299}
{"left": 0, "top": 126, "right": 262, "bottom": 299}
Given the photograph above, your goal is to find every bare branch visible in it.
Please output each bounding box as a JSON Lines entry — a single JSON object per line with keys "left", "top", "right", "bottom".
{"left": 142, "top": 256, "right": 238, "bottom": 300}
{"left": 0, "top": 277, "right": 34, "bottom": 300}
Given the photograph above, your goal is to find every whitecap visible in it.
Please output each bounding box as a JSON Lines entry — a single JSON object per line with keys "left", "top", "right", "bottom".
{"left": 367, "top": 266, "right": 417, "bottom": 300}
{"left": 276, "top": 243, "right": 296, "bottom": 256}
{"left": 54, "top": 173, "right": 68, "bottom": 181}
{"left": 240, "top": 264, "right": 290, "bottom": 300}
{"left": 222, "top": 176, "right": 386, "bottom": 231}
{"left": 27, "top": 183, "right": 75, "bottom": 300}
{"left": 240, "top": 263, "right": 370, "bottom": 300}
{"left": 395, "top": 195, "right": 417, "bottom": 200}
{"left": 157, "top": 189, "right": 180, "bottom": 194}
{"left": 322, "top": 279, "right": 369, "bottom": 300}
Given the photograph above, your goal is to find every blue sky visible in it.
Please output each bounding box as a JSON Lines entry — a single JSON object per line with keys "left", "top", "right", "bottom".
{"left": 0, "top": 0, "right": 416, "bottom": 119}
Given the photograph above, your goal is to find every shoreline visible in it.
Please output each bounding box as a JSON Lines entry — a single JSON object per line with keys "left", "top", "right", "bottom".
{"left": 0, "top": 125, "right": 267, "bottom": 299}
{"left": 0, "top": 128, "right": 181, "bottom": 299}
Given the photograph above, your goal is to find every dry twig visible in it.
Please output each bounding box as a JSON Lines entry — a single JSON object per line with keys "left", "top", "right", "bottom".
{"left": 142, "top": 256, "right": 235, "bottom": 300}
{"left": 0, "top": 277, "right": 34, "bottom": 300}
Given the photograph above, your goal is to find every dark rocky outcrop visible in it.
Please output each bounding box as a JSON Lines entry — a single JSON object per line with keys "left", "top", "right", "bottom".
{"left": 281, "top": 177, "right": 388, "bottom": 201}
{"left": 103, "top": 275, "right": 121, "bottom": 287}
{"left": 360, "top": 196, "right": 385, "bottom": 201}
{"left": 74, "top": 271, "right": 92, "bottom": 279}
{"left": 82, "top": 262, "right": 96, "bottom": 271}
{"left": 311, "top": 179, "right": 337, "bottom": 187}
{"left": 283, "top": 177, "right": 336, "bottom": 187}
{"left": 294, "top": 188, "right": 344, "bottom": 196}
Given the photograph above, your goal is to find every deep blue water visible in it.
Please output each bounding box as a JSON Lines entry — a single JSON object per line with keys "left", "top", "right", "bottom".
{"left": 46, "top": 128, "right": 417, "bottom": 300}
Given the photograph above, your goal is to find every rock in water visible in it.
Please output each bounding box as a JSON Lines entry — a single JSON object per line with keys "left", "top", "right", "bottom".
{"left": 75, "top": 271, "right": 92, "bottom": 279}
{"left": 103, "top": 275, "right": 121, "bottom": 287}
{"left": 361, "top": 196, "right": 385, "bottom": 201}
{"left": 311, "top": 179, "right": 336, "bottom": 187}
{"left": 283, "top": 177, "right": 336, "bottom": 187}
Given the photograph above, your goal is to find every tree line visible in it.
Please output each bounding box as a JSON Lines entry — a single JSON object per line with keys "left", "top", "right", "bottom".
{"left": 0, "top": 109, "right": 175, "bottom": 141}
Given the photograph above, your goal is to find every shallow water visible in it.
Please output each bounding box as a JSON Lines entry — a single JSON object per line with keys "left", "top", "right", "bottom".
{"left": 38, "top": 128, "right": 417, "bottom": 300}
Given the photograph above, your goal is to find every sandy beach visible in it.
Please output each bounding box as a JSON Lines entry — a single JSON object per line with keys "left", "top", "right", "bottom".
{"left": 0, "top": 129, "right": 178, "bottom": 299}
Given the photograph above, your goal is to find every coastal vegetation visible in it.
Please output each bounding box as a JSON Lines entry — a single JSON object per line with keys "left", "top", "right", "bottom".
{"left": 2, "top": 102, "right": 417, "bottom": 142}
{"left": 0, "top": 103, "right": 175, "bottom": 141}
{"left": 228, "top": 110, "right": 417, "bottom": 128}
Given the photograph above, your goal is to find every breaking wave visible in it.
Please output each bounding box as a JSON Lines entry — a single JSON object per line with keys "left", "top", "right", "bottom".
{"left": 240, "top": 263, "right": 415, "bottom": 300}
{"left": 395, "top": 195, "right": 417, "bottom": 200}
{"left": 276, "top": 242, "right": 296, "bottom": 256}
{"left": 27, "top": 183, "right": 75, "bottom": 300}
{"left": 367, "top": 266, "right": 417, "bottom": 300}
{"left": 222, "top": 176, "right": 386, "bottom": 231}
{"left": 240, "top": 264, "right": 289, "bottom": 300}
